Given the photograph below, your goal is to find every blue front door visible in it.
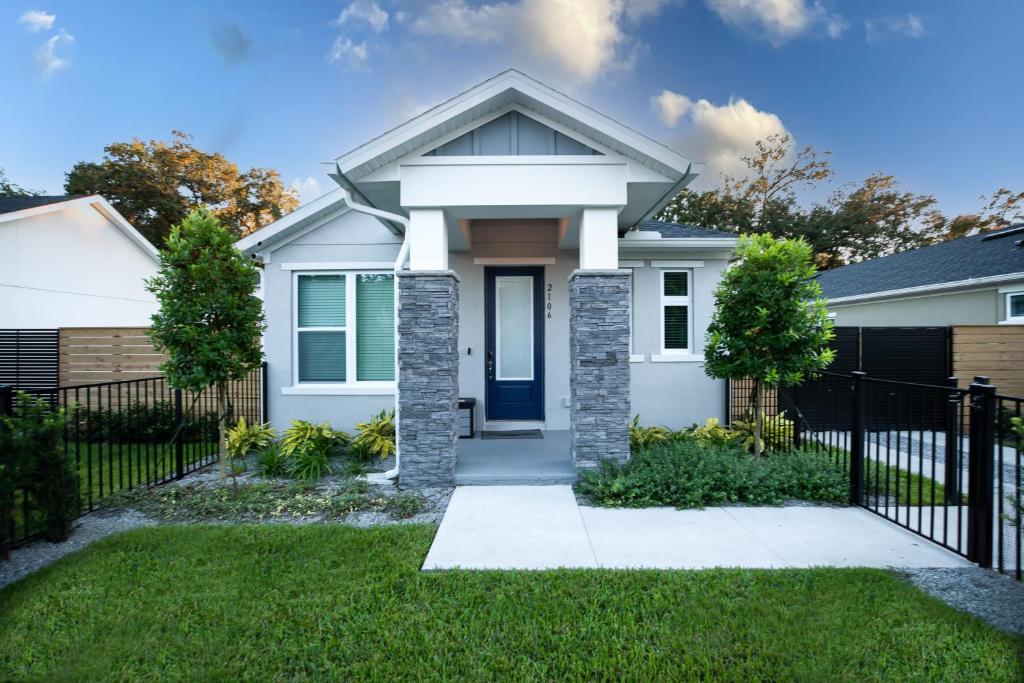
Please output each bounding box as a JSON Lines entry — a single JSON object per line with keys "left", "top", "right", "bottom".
{"left": 484, "top": 267, "right": 545, "bottom": 421}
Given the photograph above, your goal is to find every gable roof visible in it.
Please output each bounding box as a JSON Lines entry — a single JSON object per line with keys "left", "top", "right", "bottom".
{"left": 0, "top": 195, "right": 83, "bottom": 215}
{"left": 0, "top": 194, "right": 160, "bottom": 264}
{"left": 816, "top": 225, "right": 1024, "bottom": 301}
{"left": 633, "top": 219, "right": 736, "bottom": 239}
{"left": 333, "top": 69, "right": 700, "bottom": 184}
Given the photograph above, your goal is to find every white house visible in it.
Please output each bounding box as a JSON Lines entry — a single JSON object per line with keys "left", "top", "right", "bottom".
{"left": 238, "top": 70, "right": 737, "bottom": 487}
{"left": 0, "top": 195, "right": 160, "bottom": 328}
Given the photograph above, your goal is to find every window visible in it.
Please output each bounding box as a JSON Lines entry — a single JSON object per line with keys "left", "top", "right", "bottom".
{"left": 1006, "top": 292, "right": 1024, "bottom": 323}
{"left": 660, "top": 270, "right": 691, "bottom": 354}
{"left": 294, "top": 272, "right": 395, "bottom": 385}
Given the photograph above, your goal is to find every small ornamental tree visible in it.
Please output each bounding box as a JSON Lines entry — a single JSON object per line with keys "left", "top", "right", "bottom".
{"left": 146, "top": 209, "right": 265, "bottom": 478}
{"left": 704, "top": 233, "right": 835, "bottom": 456}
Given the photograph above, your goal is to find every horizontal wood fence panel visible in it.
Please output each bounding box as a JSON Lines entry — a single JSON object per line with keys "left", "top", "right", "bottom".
{"left": 953, "top": 325, "right": 1024, "bottom": 397}
{"left": 59, "top": 328, "right": 167, "bottom": 386}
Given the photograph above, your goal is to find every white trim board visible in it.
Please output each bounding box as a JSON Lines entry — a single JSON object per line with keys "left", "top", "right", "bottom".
{"left": 473, "top": 257, "right": 555, "bottom": 265}
{"left": 827, "top": 272, "right": 1024, "bottom": 305}
{"left": 652, "top": 260, "right": 704, "bottom": 268}
{"left": 282, "top": 261, "right": 395, "bottom": 271}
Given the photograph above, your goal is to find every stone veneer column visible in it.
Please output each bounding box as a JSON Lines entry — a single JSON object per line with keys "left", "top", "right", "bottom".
{"left": 569, "top": 269, "right": 631, "bottom": 470}
{"left": 396, "top": 270, "right": 459, "bottom": 488}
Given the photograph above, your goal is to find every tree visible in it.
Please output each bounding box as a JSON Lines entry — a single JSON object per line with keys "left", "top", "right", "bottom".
{"left": 65, "top": 131, "right": 299, "bottom": 245}
{"left": 941, "top": 188, "right": 1024, "bottom": 240}
{"left": 0, "top": 167, "right": 42, "bottom": 197}
{"left": 145, "top": 209, "right": 265, "bottom": 479}
{"left": 703, "top": 234, "right": 835, "bottom": 456}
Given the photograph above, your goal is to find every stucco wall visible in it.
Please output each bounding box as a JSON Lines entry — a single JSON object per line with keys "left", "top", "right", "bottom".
{"left": 0, "top": 204, "right": 158, "bottom": 328}
{"left": 261, "top": 209, "right": 729, "bottom": 433}
{"left": 828, "top": 288, "right": 1003, "bottom": 327}
{"left": 628, "top": 258, "right": 729, "bottom": 429}
{"left": 262, "top": 210, "right": 402, "bottom": 433}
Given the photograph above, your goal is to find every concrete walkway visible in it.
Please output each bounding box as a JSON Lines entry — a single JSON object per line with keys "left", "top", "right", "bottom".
{"left": 422, "top": 486, "right": 974, "bottom": 570}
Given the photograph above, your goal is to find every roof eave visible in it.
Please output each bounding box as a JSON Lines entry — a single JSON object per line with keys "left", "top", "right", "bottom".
{"left": 826, "top": 271, "right": 1024, "bottom": 305}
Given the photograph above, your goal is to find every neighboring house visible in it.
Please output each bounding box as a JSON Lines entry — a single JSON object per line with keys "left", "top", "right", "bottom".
{"left": 0, "top": 195, "right": 160, "bottom": 328}
{"left": 817, "top": 225, "right": 1024, "bottom": 326}
{"left": 238, "top": 70, "right": 737, "bottom": 487}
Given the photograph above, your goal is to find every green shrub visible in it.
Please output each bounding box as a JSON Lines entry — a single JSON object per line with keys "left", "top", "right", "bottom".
{"left": 254, "top": 444, "right": 288, "bottom": 478}
{"left": 68, "top": 401, "right": 218, "bottom": 444}
{"left": 578, "top": 439, "right": 847, "bottom": 508}
{"left": 0, "top": 393, "right": 79, "bottom": 549}
{"left": 731, "top": 412, "right": 794, "bottom": 454}
{"left": 352, "top": 409, "right": 396, "bottom": 459}
{"left": 689, "top": 418, "right": 738, "bottom": 448}
{"left": 280, "top": 420, "right": 350, "bottom": 459}
{"left": 225, "top": 417, "right": 277, "bottom": 467}
{"left": 386, "top": 491, "right": 426, "bottom": 519}
{"left": 286, "top": 447, "right": 332, "bottom": 483}
{"left": 629, "top": 415, "right": 670, "bottom": 453}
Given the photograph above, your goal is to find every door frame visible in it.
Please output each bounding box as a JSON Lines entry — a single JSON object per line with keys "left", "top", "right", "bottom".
{"left": 483, "top": 266, "right": 545, "bottom": 421}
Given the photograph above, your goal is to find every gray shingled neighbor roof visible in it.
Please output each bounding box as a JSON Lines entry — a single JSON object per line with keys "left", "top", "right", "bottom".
{"left": 816, "top": 225, "right": 1024, "bottom": 299}
{"left": 631, "top": 219, "right": 737, "bottom": 239}
{"left": 0, "top": 195, "right": 81, "bottom": 215}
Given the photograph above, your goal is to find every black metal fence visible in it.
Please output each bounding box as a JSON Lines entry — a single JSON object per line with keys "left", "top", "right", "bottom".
{"left": 776, "top": 371, "right": 1022, "bottom": 581}
{"left": 1, "top": 365, "right": 265, "bottom": 550}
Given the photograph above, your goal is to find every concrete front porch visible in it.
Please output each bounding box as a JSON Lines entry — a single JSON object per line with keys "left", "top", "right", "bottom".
{"left": 455, "top": 431, "right": 575, "bottom": 485}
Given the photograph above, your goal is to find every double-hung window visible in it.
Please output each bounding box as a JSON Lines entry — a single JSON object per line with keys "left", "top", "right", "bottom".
{"left": 660, "top": 270, "right": 691, "bottom": 354}
{"left": 294, "top": 272, "right": 395, "bottom": 386}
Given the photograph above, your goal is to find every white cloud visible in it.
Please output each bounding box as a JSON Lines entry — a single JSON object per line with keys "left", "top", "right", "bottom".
{"left": 18, "top": 9, "right": 55, "bottom": 32}
{"left": 409, "top": 0, "right": 672, "bottom": 83}
{"left": 705, "top": 0, "right": 845, "bottom": 45}
{"left": 651, "top": 89, "right": 692, "bottom": 127}
{"left": 865, "top": 13, "right": 925, "bottom": 44}
{"left": 290, "top": 176, "right": 324, "bottom": 204}
{"left": 660, "top": 92, "right": 790, "bottom": 187}
{"left": 36, "top": 28, "right": 74, "bottom": 78}
{"left": 327, "top": 36, "right": 369, "bottom": 68}
{"left": 333, "top": 0, "right": 389, "bottom": 33}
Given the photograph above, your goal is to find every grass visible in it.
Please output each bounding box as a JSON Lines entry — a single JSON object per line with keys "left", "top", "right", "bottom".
{"left": 865, "top": 459, "right": 954, "bottom": 506}
{"left": 1, "top": 525, "right": 1021, "bottom": 681}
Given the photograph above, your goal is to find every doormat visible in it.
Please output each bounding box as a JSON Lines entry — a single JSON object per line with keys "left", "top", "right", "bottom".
{"left": 480, "top": 430, "right": 544, "bottom": 440}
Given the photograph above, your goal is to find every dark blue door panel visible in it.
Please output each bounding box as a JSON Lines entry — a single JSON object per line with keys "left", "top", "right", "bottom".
{"left": 484, "top": 267, "right": 544, "bottom": 421}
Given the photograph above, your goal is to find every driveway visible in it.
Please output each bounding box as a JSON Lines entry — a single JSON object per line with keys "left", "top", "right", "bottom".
{"left": 422, "top": 485, "right": 974, "bottom": 570}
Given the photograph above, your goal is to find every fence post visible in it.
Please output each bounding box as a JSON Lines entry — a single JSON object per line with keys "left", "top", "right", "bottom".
{"left": 173, "top": 387, "right": 185, "bottom": 480}
{"left": 967, "top": 376, "right": 996, "bottom": 568}
{"left": 791, "top": 384, "right": 803, "bottom": 449}
{"left": 261, "top": 361, "right": 269, "bottom": 424}
{"left": 849, "top": 371, "right": 866, "bottom": 505}
{"left": 944, "top": 377, "right": 961, "bottom": 505}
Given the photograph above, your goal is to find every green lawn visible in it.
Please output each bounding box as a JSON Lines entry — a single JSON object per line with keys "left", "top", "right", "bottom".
{"left": 1, "top": 525, "right": 1021, "bottom": 681}
{"left": 865, "top": 460, "right": 953, "bottom": 506}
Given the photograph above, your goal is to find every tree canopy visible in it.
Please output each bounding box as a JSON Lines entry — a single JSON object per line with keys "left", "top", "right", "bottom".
{"left": 0, "top": 167, "right": 42, "bottom": 197}
{"left": 145, "top": 209, "right": 265, "bottom": 478}
{"left": 703, "top": 234, "right": 835, "bottom": 455}
{"left": 65, "top": 131, "right": 299, "bottom": 246}
{"left": 657, "top": 135, "right": 1021, "bottom": 269}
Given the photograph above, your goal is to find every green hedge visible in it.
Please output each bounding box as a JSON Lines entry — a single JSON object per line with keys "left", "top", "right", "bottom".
{"left": 578, "top": 439, "right": 848, "bottom": 508}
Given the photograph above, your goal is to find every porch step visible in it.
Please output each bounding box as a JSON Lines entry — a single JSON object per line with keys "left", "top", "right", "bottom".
{"left": 455, "top": 472, "right": 577, "bottom": 486}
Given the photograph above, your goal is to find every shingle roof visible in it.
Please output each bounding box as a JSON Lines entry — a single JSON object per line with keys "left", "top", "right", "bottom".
{"left": 0, "top": 195, "right": 81, "bottom": 215}
{"left": 633, "top": 219, "right": 737, "bottom": 239}
{"left": 816, "top": 225, "right": 1024, "bottom": 299}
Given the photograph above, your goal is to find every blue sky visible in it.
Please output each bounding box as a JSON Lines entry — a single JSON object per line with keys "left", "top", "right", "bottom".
{"left": 2, "top": 0, "right": 1021, "bottom": 218}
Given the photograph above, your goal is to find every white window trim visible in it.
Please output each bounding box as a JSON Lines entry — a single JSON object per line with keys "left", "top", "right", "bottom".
{"left": 659, "top": 269, "right": 692, "bottom": 355}
{"left": 291, "top": 270, "right": 396, "bottom": 390}
{"left": 624, "top": 266, "right": 644, "bottom": 362}
{"left": 1001, "top": 290, "right": 1024, "bottom": 325}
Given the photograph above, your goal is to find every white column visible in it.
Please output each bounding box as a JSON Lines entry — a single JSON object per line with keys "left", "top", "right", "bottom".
{"left": 579, "top": 207, "right": 619, "bottom": 270}
{"left": 408, "top": 209, "right": 448, "bottom": 271}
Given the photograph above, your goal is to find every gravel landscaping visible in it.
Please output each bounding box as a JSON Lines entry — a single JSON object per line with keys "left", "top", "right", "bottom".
{"left": 898, "top": 567, "right": 1024, "bottom": 636}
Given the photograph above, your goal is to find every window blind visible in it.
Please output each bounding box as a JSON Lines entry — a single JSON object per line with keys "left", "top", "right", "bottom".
{"left": 356, "top": 274, "right": 395, "bottom": 381}
{"left": 664, "top": 305, "right": 689, "bottom": 350}
{"left": 298, "top": 275, "right": 345, "bottom": 327}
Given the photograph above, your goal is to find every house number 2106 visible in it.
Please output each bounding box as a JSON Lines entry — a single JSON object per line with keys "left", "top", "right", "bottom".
{"left": 546, "top": 283, "right": 553, "bottom": 319}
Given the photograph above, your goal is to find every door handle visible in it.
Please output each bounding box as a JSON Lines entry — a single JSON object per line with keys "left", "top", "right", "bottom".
{"left": 487, "top": 351, "right": 495, "bottom": 381}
